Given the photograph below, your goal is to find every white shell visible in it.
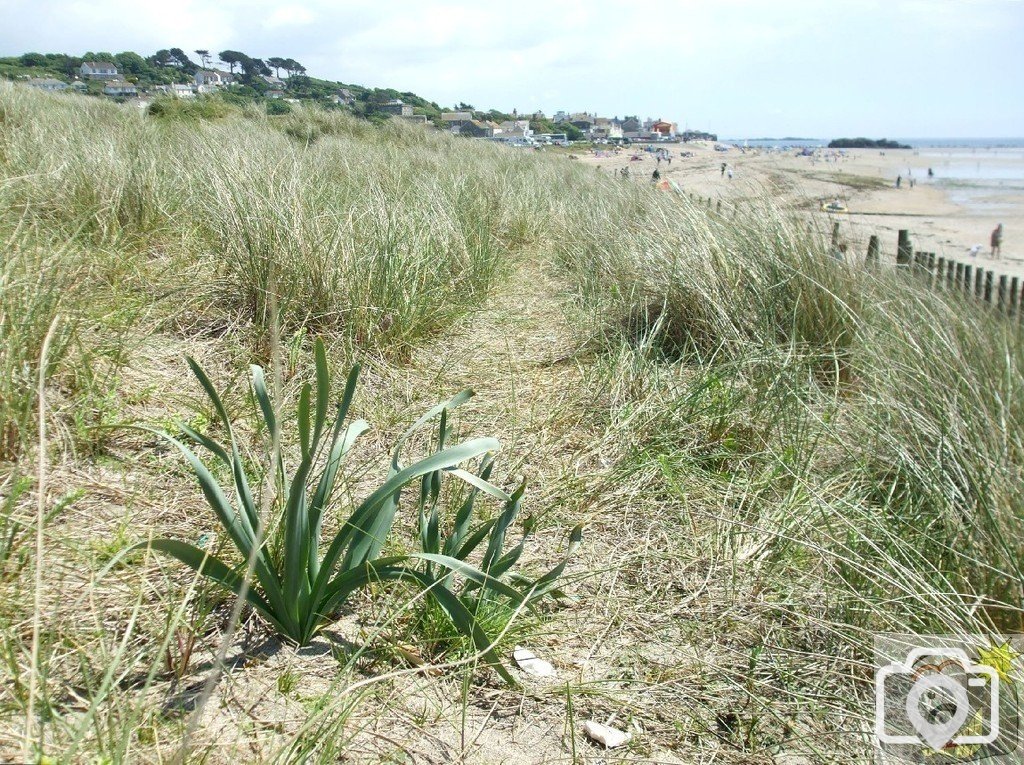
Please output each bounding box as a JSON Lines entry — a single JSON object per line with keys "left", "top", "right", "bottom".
{"left": 582, "top": 720, "right": 631, "bottom": 748}
{"left": 512, "top": 646, "right": 556, "bottom": 677}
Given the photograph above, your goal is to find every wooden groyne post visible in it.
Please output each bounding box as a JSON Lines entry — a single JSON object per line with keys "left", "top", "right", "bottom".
{"left": 866, "top": 235, "right": 880, "bottom": 268}
{"left": 897, "top": 230, "right": 912, "bottom": 266}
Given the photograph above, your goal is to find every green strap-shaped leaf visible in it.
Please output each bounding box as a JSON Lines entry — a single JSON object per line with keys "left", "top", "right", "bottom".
{"left": 126, "top": 539, "right": 287, "bottom": 635}
{"left": 443, "top": 456, "right": 495, "bottom": 557}
{"left": 341, "top": 438, "right": 501, "bottom": 572}
{"left": 396, "top": 389, "right": 475, "bottom": 451}
{"left": 313, "top": 556, "right": 413, "bottom": 629}
{"left": 186, "top": 356, "right": 234, "bottom": 436}
{"left": 251, "top": 364, "right": 277, "bottom": 447}
{"left": 446, "top": 468, "right": 511, "bottom": 504}
{"left": 482, "top": 482, "right": 526, "bottom": 572}
{"left": 297, "top": 382, "right": 312, "bottom": 459}
{"left": 178, "top": 422, "right": 231, "bottom": 465}
{"left": 310, "top": 338, "right": 330, "bottom": 451}
{"left": 525, "top": 524, "right": 584, "bottom": 600}
{"left": 308, "top": 419, "right": 369, "bottom": 581}
{"left": 309, "top": 438, "right": 500, "bottom": 616}
{"left": 153, "top": 430, "right": 291, "bottom": 629}
{"left": 410, "top": 553, "right": 529, "bottom": 607}
{"left": 453, "top": 519, "right": 497, "bottom": 560}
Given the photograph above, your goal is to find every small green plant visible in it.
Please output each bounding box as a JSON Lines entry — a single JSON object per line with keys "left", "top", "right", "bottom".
{"left": 123, "top": 340, "right": 579, "bottom": 682}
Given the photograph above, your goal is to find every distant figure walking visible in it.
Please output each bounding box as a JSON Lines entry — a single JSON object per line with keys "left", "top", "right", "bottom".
{"left": 928, "top": 167, "right": 934, "bottom": 178}
{"left": 991, "top": 223, "right": 1004, "bottom": 258}
{"left": 721, "top": 162, "right": 726, "bottom": 177}
{"left": 651, "top": 168, "right": 661, "bottom": 182}
{"left": 896, "top": 175, "right": 902, "bottom": 189}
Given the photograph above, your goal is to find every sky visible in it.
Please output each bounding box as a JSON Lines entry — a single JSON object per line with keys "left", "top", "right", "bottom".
{"left": 1, "top": 0, "right": 1022, "bottom": 138}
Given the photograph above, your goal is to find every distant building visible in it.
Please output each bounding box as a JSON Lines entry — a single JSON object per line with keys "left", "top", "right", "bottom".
{"left": 452, "top": 120, "right": 493, "bottom": 138}
{"left": 591, "top": 117, "right": 623, "bottom": 141}
{"left": 570, "top": 112, "right": 595, "bottom": 133}
{"left": 400, "top": 114, "right": 428, "bottom": 124}
{"left": 266, "top": 89, "right": 285, "bottom": 99}
{"left": 261, "top": 74, "right": 286, "bottom": 89}
{"left": 621, "top": 117, "right": 641, "bottom": 133}
{"left": 332, "top": 88, "right": 355, "bottom": 105}
{"left": 498, "top": 119, "right": 531, "bottom": 134}
{"left": 380, "top": 99, "right": 413, "bottom": 116}
{"left": 154, "top": 83, "right": 195, "bottom": 98}
{"left": 102, "top": 80, "right": 137, "bottom": 97}
{"left": 441, "top": 111, "right": 473, "bottom": 124}
{"left": 26, "top": 78, "right": 68, "bottom": 92}
{"left": 650, "top": 119, "right": 676, "bottom": 137}
{"left": 195, "top": 69, "right": 233, "bottom": 88}
{"left": 80, "top": 61, "right": 119, "bottom": 80}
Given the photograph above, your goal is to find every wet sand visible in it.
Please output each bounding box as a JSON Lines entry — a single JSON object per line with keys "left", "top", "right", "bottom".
{"left": 576, "top": 142, "right": 1024, "bottom": 276}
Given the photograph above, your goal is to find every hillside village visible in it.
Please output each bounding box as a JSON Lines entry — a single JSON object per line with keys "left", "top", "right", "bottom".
{"left": 3, "top": 49, "right": 717, "bottom": 145}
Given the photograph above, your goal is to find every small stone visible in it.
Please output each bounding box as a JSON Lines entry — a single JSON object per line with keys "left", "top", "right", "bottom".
{"left": 512, "top": 646, "right": 556, "bottom": 677}
{"left": 582, "top": 720, "right": 631, "bottom": 748}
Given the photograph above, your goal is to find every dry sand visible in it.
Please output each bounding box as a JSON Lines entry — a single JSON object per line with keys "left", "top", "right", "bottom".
{"left": 575, "top": 141, "right": 1024, "bottom": 277}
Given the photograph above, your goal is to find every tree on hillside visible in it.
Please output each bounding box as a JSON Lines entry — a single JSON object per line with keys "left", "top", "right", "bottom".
{"left": 456, "top": 102, "right": 474, "bottom": 111}
{"left": 267, "top": 57, "right": 287, "bottom": 77}
{"left": 240, "top": 56, "right": 271, "bottom": 80}
{"left": 19, "top": 53, "right": 47, "bottom": 67}
{"left": 218, "top": 50, "right": 246, "bottom": 74}
{"left": 195, "top": 49, "right": 212, "bottom": 69}
{"left": 168, "top": 48, "right": 197, "bottom": 72}
{"left": 283, "top": 58, "right": 306, "bottom": 78}
{"left": 557, "top": 122, "right": 584, "bottom": 141}
{"left": 84, "top": 51, "right": 116, "bottom": 65}
{"left": 114, "top": 51, "right": 152, "bottom": 78}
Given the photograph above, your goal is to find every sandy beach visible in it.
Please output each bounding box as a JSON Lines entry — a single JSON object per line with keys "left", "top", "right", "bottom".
{"left": 575, "top": 141, "right": 1024, "bottom": 277}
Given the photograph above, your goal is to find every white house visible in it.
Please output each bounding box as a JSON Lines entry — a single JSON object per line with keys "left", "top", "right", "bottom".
{"left": 261, "top": 74, "right": 286, "bottom": 89}
{"left": 154, "top": 83, "right": 196, "bottom": 98}
{"left": 80, "top": 61, "right": 119, "bottom": 80}
{"left": 102, "top": 80, "right": 137, "bottom": 97}
{"left": 195, "top": 69, "right": 233, "bottom": 88}
{"left": 497, "top": 119, "right": 532, "bottom": 135}
{"left": 27, "top": 78, "right": 68, "bottom": 92}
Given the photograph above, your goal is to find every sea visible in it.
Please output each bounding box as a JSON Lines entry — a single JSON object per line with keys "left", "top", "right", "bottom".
{"left": 724, "top": 138, "right": 1024, "bottom": 215}
{"left": 724, "top": 138, "right": 1024, "bottom": 150}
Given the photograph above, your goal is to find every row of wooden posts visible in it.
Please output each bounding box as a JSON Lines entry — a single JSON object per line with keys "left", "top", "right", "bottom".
{"left": 848, "top": 224, "right": 1023, "bottom": 317}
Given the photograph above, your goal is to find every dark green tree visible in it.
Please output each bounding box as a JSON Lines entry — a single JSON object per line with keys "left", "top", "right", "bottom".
{"left": 168, "top": 48, "right": 197, "bottom": 72}
{"left": 114, "top": 51, "right": 151, "bottom": 78}
{"left": 267, "top": 57, "right": 287, "bottom": 77}
{"left": 218, "top": 50, "right": 246, "bottom": 74}
{"left": 19, "top": 53, "right": 47, "bottom": 67}
{"left": 195, "top": 49, "right": 212, "bottom": 68}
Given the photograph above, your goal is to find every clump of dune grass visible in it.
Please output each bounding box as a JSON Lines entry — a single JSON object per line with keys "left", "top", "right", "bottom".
{"left": 559, "top": 186, "right": 1024, "bottom": 758}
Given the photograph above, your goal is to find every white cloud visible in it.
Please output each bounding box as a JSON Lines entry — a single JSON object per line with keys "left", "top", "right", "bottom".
{"left": 1, "top": 0, "right": 1021, "bottom": 135}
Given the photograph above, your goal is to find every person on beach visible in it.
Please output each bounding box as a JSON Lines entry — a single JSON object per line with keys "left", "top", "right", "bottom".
{"left": 721, "top": 162, "right": 726, "bottom": 176}
{"left": 651, "top": 168, "right": 661, "bottom": 182}
{"left": 928, "top": 167, "right": 934, "bottom": 178}
{"left": 991, "top": 224, "right": 1003, "bottom": 258}
{"left": 896, "top": 175, "right": 902, "bottom": 189}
